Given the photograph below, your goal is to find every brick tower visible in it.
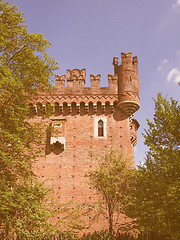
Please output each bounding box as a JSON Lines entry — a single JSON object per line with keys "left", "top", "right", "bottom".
{"left": 30, "top": 52, "right": 140, "bottom": 231}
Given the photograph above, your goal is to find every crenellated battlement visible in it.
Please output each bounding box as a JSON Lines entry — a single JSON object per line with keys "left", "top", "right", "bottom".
{"left": 34, "top": 52, "right": 140, "bottom": 117}
{"left": 90, "top": 74, "right": 100, "bottom": 88}
{"left": 113, "top": 52, "right": 138, "bottom": 74}
{"left": 55, "top": 74, "right": 66, "bottom": 89}
{"left": 67, "top": 68, "right": 86, "bottom": 88}
{"left": 55, "top": 69, "right": 118, "bottom": 93}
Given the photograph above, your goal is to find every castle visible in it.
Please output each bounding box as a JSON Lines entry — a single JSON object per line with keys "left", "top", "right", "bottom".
{"left": 30, "top": 52, "right": 140, "bottom": 231}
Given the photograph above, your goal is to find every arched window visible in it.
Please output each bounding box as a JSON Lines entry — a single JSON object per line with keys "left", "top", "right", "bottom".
{"left": 98, "top": 120, "right": 104, "bottom": 137}
{"left": 94, "top": 117, "right": 107, "bottom": 139}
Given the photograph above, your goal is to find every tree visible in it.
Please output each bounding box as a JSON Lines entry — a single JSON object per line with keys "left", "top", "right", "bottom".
{"left": 0, "top": 1, "right": 57, "bottom": 238}
{"left": 86, "top": 150, "right": 134, "bottom": 238}
{"left": 2, "top": 181, "right": 56, "bottom": 240}
{"left": 127, "top": 93, "right": 180, "bottom": 240}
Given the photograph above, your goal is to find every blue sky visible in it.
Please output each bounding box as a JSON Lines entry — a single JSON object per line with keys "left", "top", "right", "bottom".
{"left": 10, "top": 0, "right": 180, "bottom": 165}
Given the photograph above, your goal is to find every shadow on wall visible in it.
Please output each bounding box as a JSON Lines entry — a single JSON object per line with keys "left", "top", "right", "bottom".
{"left": 113, "top": 108, "right": 127, "bottom": 121}
{"left": 45, "top": 128, "right": 65, "bottom": 155}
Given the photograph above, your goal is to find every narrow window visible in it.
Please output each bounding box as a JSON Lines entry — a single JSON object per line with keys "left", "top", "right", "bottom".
{"left": 94, "top": 117, "right": 107, "bottom": 139}
{"left": 98, "top": 120, "right": 104, "bottom": 137}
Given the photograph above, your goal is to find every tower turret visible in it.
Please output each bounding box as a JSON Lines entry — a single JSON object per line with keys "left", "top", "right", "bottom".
{"left": 113, "top": 52, "right": 140, "bottom": 116}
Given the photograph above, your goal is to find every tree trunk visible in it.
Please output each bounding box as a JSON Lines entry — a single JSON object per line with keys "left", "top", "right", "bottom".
{"left": 108, "top": 204, "right": 114, "bottom": 239}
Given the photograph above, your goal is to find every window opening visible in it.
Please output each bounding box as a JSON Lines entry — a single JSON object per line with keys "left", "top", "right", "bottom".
{"left": 54, "top": 122, "right": 62, "bottom": 128}
{"left": 98, "top": 120, "right": 104, "bottom": 137}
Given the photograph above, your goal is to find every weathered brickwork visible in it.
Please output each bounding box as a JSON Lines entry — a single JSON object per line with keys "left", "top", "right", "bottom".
{"left": 30, "top": 52, "right": 140, "bottom": 232}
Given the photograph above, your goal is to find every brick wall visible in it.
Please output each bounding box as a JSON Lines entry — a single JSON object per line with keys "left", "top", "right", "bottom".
{"left": 31, "top": 52, "right": 140, "bottom": 232}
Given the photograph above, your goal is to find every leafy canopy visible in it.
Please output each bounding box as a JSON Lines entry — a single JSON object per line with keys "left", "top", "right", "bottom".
{"left": 126, "top": 93, "right": 180, "bottom": 240}
{"left": 0, "top": 1, "right": 57, "bottom": 238}
{"left": 86, "top": 150, "right": 134, "bottom": 237}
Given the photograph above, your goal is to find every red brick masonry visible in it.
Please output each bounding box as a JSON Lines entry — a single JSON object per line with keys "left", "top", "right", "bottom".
{"left": 30, "top": 52, "right": 140, "bottom": 232}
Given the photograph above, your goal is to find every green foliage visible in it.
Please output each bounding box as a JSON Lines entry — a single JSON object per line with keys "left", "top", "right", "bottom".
{"left": 126, "top": 93, "right": 180, "bottom": 240}
{"left": 56, "top": 231, "right": 79, "bottom": 240}
{"left": 0, "top": 1, "right": 57, "bottom": 93}
{"left": 0, "top": 0, "right": 57, "bottom": 238}
{"left": 57, "top": 201, "right": 91, "bottom": 232}
{"left": 81, "top": 230, "right": 162, "bottom": 240}
{"left": 86, "top": 150, "right": 134, "bottom": 237}
{"left": 9, "top": 182, "right": 55, "bottom": 239}
{"left": 81, "top": 230, "right": 112, "bottom": 240}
